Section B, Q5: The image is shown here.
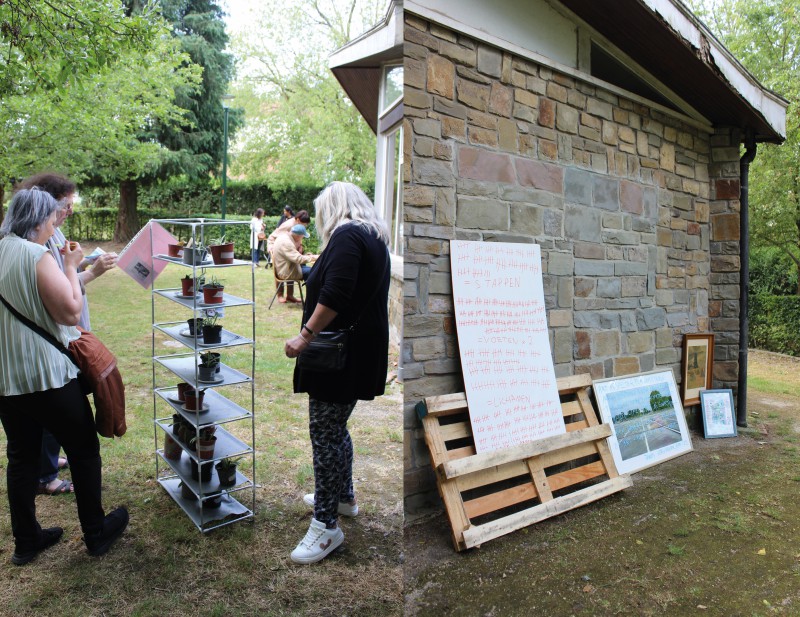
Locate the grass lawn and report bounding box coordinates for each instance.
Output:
[0,253,403,616]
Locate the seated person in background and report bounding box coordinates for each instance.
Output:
[267,209,311,261]
[272,224,317,304]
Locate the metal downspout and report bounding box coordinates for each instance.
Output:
[737,131,757,427]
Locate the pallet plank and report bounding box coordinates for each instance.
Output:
[463,482,538,519]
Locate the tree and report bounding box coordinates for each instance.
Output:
[687,0,800,291]
[103,0,241,241]
[228,0,383,189]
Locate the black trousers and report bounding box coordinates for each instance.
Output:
[0,379,105,551]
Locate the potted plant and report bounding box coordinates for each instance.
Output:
[182,242,207,266]
[186,317,203,337]
[179,481,197,501]
[201,314,222,344]
[163,429,182,461]
[208,235,235,265]
[197,352,220,381]
[191,425,217,460]
[167,240,186,258]
[180,275,200,297]
[176,382,192,402]
[190,458,213,482]
[202,493,222,509]
[216,457,239,487]
[201,275,225,304]
[184,387,205,411]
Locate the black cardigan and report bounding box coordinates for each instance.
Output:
[293,223,390,403]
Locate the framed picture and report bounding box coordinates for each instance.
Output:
[682,333,714,406]
[593,370,693,475]
[699,389,737,438]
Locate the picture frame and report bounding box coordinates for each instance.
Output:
[699,389,737,439]
[593,370,693,475]
[681,333,714,407]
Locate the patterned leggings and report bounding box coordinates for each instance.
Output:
[308,398,357,527]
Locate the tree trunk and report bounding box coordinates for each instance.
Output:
[0,185,4,227]
[114,180,139,243]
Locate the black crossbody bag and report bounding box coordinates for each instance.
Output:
[297,250,390,373]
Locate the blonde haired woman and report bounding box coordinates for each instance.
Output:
[284,181,390,564]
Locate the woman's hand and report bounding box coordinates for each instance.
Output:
[62,241,84,270]
[284,333,311,358]
[89,252,118,276]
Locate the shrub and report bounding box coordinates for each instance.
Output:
[749,293,800,356]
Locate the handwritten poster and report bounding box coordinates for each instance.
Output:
[450,240,565,453]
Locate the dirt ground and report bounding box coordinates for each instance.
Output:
[403,350,800,616]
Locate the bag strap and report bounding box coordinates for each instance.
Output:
[348,248,391,332]
[0,292,79,368]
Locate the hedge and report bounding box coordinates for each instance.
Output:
[748,293,800,356]
[64,209,320,258]
[77,178,374,218]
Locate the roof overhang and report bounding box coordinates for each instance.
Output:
[402,0,786,144]
[555,0,786,143]
[329,1,403,133]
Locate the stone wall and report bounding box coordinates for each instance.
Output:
[403,15,742,511]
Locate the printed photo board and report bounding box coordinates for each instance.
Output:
[450,240,564,453]
[593,370,693,474]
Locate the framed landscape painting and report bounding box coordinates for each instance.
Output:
[682,333,714,406]
[593,370,693,475]
[699,389,737,438]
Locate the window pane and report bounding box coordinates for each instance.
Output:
[382,65,403,113]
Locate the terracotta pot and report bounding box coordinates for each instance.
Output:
[196,438,216,460]
[176,382,192,402]
[163,434,182,461]
[209,242,235,265]
[180,278,196,296]
[202,285,224,304]
[168,243,184,258]
[184,389,204,411]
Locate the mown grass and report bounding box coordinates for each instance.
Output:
[0,253,403,617]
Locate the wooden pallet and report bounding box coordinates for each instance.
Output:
[416,373,632,551]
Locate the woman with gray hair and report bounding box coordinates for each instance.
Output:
[0,188,128,565]
[284,181,390,564]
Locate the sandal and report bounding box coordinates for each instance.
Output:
[37,479,73,496]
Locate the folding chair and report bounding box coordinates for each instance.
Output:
[268,274,304,309]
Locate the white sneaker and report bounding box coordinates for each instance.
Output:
[290,518,344,564]
[303,493,359,517]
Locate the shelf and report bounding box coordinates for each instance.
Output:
[155,419,252,462]
[158,476,253,531]
[156,448,252,493]
[154,254,252,268]
[154,288,253,309]
[155,388,252,426]
[154,323,253,351]
[154,355,252,388]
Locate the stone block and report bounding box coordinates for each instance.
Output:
[575,277,596,297]
[593,176,620,211]
[615,261,648,276]
[510,204,543,235]
[458,145,514,183]
[621,276,647,297]
[614,356,640,375]
[715,178,740,199]
[515,158,564,193]
[554,328,573,363]
[456,78,490,111]
[711,213,740,241]
[413,158,455,187]
[405,57,426,90]
[427,55,455,99]
[565,205,602,243]
[539,97,555,128]
[574,330,591,359]
[586,98,613,120]
[498,118,517,151]
[636,306,667,329]
[620,180,644,215]
[575,259,615,276]
[440,41,477,66]
[456,197,509,230]
[627,331,653,354]
[489,82,513,117]
[564,167,593,205]
[594,330,620,357]
[477,44,502,78]
[414,118,441,139]
[604,230,641,246]
[548,252,574,275]
[549,309,572,327]
[556,104,579,134]
[468,126,498,147]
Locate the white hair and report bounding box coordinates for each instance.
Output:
[313,182,389,249]
[0,187,59,241]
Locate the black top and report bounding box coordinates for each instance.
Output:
[293,223,390,403]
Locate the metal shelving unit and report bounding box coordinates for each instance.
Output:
[150,218,256,532]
